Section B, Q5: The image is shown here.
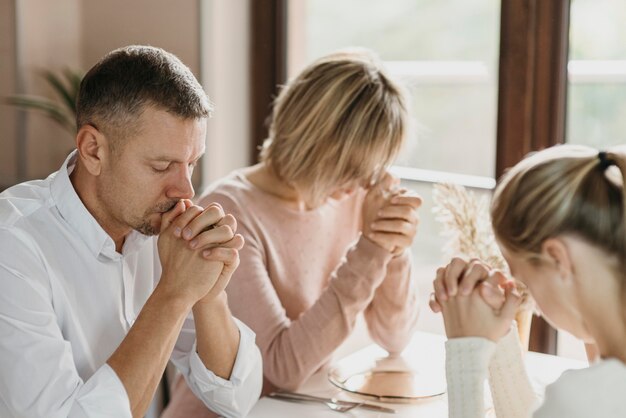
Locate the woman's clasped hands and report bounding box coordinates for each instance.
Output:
[361,172,422,257]
[430,258,522,342]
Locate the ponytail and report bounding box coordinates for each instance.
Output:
[491,144,626,272]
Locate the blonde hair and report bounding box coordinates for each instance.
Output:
[491,144,626,273]
[260,48,410,205]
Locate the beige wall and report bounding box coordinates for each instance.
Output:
[82,0,199,74]
[1,0,82,186]
[0,0,18,188]
[19,0,82,180]
[2,0,250,192]
[200,0,250,188]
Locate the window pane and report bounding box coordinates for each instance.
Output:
[567,83,626,148]
[290,0,500,178]
[304,0,499,62]
[567,0,626,148]
[569,0,626,60]
[404,83,497,176]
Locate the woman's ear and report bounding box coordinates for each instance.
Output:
[541,238,574,282]
[75,124,107,176]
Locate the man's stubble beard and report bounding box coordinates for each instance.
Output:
[134,199,179,236]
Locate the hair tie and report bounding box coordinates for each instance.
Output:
[598,151,615,171]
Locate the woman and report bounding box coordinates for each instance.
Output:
[163,49,421,417]
[432,144,626,417]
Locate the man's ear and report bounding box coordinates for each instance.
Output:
[76,124,108,176]
[541,238,574,282]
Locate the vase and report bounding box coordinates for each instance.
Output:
[515,309,533,350]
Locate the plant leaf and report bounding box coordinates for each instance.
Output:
[62,68,83,113]
[5,95,75,134]
[42,70,76,116]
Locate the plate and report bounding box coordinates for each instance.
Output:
[328,354,446,403]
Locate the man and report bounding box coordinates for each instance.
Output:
[0,45,262,417]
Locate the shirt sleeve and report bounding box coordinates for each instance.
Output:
[211,193,394,391]
[363,250,420,355]
[170,316,263,418]
[488,323,539,418]
[0,228,132,418]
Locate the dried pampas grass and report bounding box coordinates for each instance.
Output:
[432,183,532,310]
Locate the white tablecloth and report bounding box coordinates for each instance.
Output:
[247,331,586,417]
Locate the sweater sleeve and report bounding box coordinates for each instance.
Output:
[209,193,394,391]
[363,250,419,355]
[445,324,539,418]
[487,323,538,418]
[445,336,496,418]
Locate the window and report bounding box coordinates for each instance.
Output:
[287,0,500,271]
[255,0,600,355]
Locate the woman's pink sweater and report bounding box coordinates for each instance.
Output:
[162,171,419,417]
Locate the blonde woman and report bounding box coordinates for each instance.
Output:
[431,144,626,417]
[162,49,421,417]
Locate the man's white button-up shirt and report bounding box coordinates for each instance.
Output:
[0,152,262,417]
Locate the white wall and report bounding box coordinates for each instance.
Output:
[200,0,251,189]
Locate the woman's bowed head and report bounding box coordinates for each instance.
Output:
[258,48,423,253]
[260,48,416,206]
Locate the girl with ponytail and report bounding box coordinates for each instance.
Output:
[431,144,626,417]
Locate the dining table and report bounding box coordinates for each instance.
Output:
[246,330,587,417]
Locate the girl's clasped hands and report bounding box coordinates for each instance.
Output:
[430,258,522,342]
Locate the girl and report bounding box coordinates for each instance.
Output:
[432,144,626,417]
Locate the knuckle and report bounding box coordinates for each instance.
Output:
[225,214,237,228]
[451,256,467,267]
[205,202,223,211]
[207,205,221,218]
[221,225,234,237]
[172,217,189,229]
[182,206,203,223]
[476,263,489,274]
[187,205,204,217]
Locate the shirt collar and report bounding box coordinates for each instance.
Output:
[50,151,150,259]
